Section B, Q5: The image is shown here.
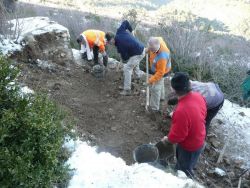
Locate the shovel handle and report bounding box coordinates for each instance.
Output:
[146,53,149,111]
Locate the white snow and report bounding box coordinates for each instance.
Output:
[214,168,226,177]
[72,49,83,66]
[66,139,203,188]
[36,59,56,70]
[9,17,69,43]
[214,99,250,168]
[0,36,22,56]
[20,86,34,95]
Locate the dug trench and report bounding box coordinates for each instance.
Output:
[19,61,249,188]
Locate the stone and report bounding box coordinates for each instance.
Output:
[60,53,66,57]
[239,112,245,117]
[7,17,73,66]
[111,126,117,131]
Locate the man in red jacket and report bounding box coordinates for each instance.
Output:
[162,72,207,178]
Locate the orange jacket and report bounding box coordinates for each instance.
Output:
[149,37,171,84]
[82,30,106,52]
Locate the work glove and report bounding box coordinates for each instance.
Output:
[161,136,170,145]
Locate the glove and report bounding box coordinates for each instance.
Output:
[161,136,169,145]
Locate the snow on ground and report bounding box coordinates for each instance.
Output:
[72,49,83,66]
[20,86,34,95]
[65,139,203,188]
[214,99,250,168]
[0,36,22,56]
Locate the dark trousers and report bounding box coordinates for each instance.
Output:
[175,144,204,178]
[93,45,108,67]
[205,100,224,134]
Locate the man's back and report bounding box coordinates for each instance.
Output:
[168,92,206,151]
[115,20,144,61]
[191,81,224,109]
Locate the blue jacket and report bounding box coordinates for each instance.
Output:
[115,20,144,61]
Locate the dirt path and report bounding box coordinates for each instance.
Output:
[20,62,165,164]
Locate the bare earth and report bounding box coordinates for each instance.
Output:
[19,62,166,164]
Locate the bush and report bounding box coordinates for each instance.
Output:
[0,56,74,187]
[155,15,248,104]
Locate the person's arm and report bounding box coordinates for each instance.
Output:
[148,59,168,84]
[117,20,133,33]
[99,41,105,52]
[167,110,189,144]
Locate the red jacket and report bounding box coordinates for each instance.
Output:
[168,92,207,151]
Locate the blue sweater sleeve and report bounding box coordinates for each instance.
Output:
[117,20,133,33]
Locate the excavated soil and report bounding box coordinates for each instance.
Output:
[19,62,166,164]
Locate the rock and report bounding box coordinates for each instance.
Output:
[7,17,73,66]
[234,159,244,168]
[227,171,235,178]
[223,157,231,165]
[52,83,61,90]
[111,126,117,131]
[60,53,66,57]
[209,137,220,148]
[216,119,224,125]
[239,112,245,117]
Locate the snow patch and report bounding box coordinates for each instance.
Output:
[214,168,226,177]
[214,99,250,168]
[66,139,203,188]
[72,49,83,66]
[20,86,34,95]
[0,36,22,56]
[37,59,56,70]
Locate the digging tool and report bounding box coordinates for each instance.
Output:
[146,53,150,111]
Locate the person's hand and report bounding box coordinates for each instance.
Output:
[161,136,169,144]
[169,111,174,118]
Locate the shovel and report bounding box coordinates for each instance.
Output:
[146,53,150,111]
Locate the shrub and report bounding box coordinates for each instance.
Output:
[0,56,74,187]
[155,15,248,104]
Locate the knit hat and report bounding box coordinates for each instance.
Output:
[76,35,84,44]
[105,32,115,42]
[171,72,190,93]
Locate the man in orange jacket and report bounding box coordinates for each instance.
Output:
[77,30,114,66]
[147,37,171,111]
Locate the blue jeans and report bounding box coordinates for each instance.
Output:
[175,144,204,178]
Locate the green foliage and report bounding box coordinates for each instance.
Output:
[85,13,101,24]
[0,56,74,187]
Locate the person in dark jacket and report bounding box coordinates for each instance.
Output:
[107,20,145,95]
[162,72,206,178]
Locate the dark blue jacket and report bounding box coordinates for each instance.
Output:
[115,20,144,61]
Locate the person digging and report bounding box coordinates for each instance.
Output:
[106,20,145,95]
[161,72,206,178]
[146,37,171,119]
[77,29,114,67]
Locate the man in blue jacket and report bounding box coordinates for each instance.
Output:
[107,20,145,95]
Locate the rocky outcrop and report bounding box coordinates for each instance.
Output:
[0,17,73,66]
